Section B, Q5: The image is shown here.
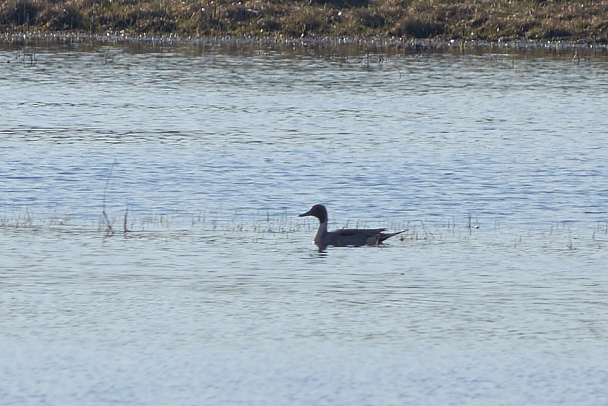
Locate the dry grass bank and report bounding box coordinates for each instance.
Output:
[1,0,607,43]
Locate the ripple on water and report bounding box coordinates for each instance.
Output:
[1,43,608,404]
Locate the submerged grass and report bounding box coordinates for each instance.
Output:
[0,0,607,43]
[2,206,607,253]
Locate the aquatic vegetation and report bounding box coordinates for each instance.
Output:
[0,0,607,43]
[1,204,606,255]
[0,207,34,228]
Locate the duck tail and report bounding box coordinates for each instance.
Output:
[378,229,407,243]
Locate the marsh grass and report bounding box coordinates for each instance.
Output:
[0,207,34,228]
[1,206,606,254]
[1,0,607,43]
[101,160,117,236]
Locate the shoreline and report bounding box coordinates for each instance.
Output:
[2,30,607,53]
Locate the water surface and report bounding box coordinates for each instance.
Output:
[1,42,608,404]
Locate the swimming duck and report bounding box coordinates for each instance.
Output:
[299,204,406,251]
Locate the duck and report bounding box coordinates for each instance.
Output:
[299,204,406,251]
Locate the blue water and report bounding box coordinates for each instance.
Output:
[1,42,608,404]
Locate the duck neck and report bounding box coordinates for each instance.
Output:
[314,219,328,247]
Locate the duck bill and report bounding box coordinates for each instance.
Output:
[299,210,312,217]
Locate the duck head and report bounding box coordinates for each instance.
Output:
[299,204,328,223]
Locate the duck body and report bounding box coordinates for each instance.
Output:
[299,204,405,251]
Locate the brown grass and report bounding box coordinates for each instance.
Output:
[1,0,607,42]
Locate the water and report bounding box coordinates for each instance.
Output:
[1,41,608,404]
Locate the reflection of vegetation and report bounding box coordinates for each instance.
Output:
[0,0,607,42]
